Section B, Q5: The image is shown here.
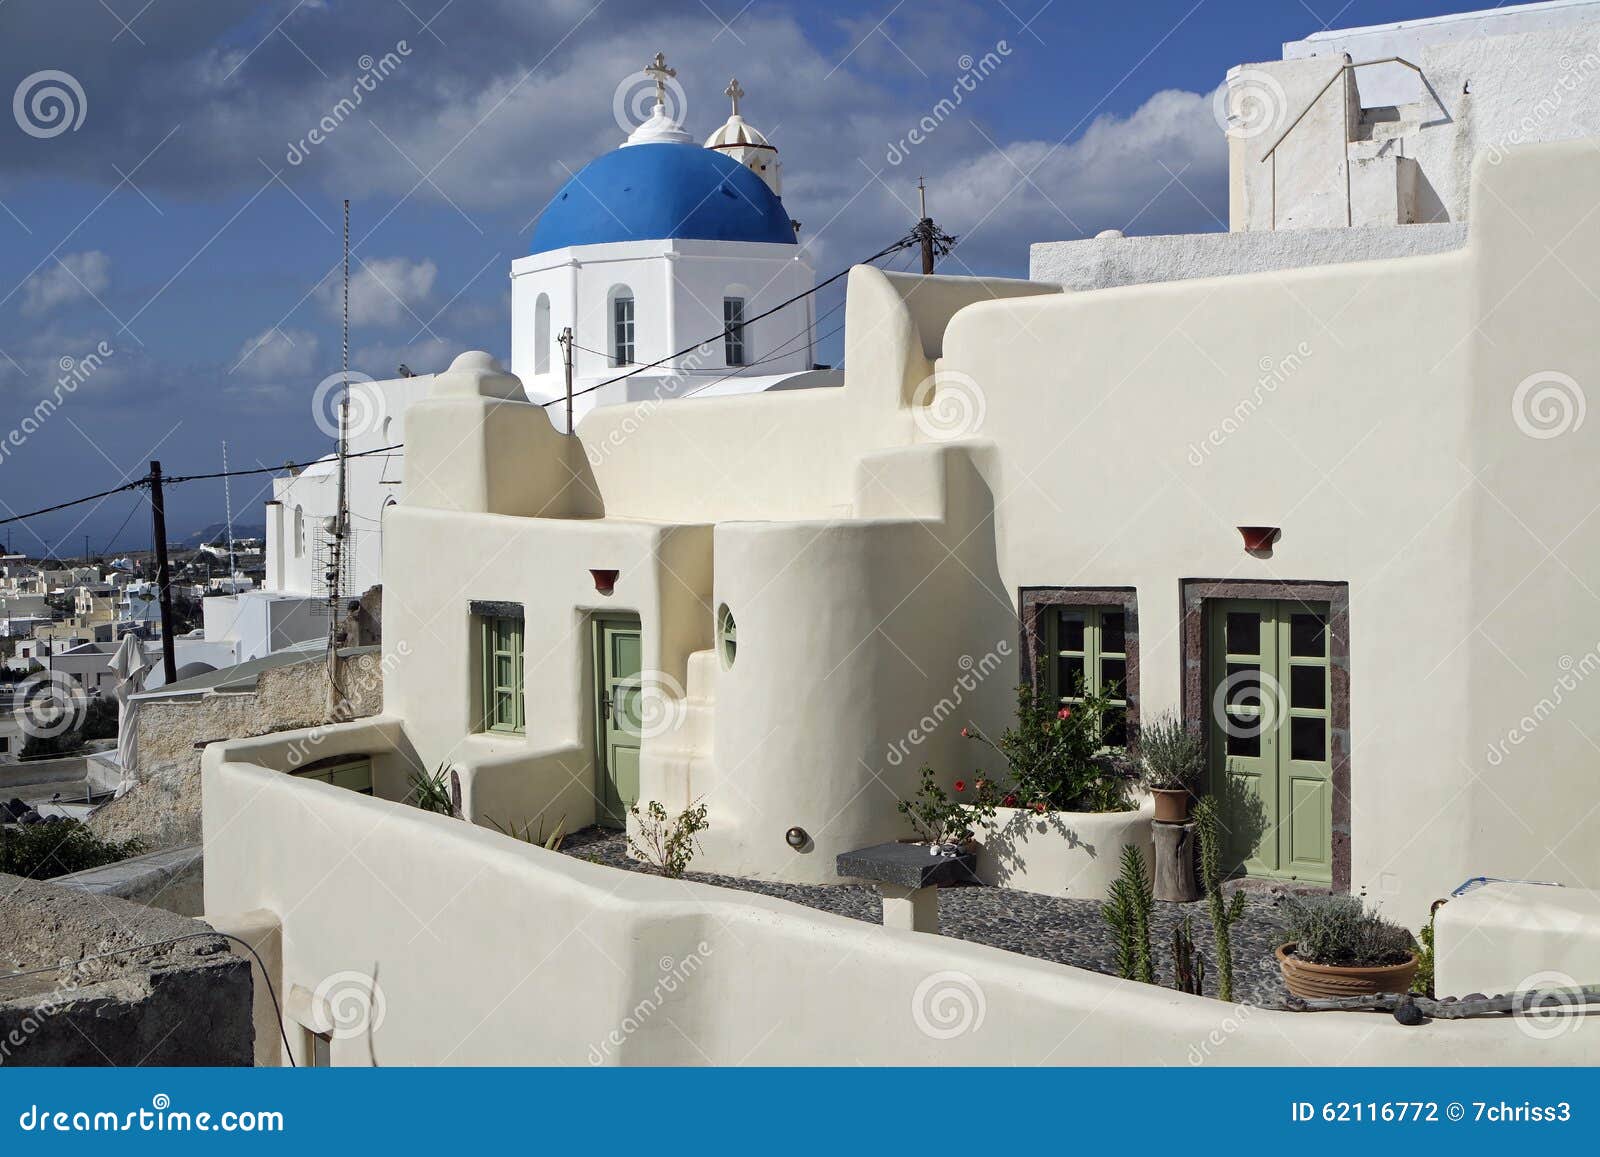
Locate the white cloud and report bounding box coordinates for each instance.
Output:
[320,257,438,327]
[231,327,320,381]
[21,251,111,316]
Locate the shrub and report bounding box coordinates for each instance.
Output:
[408,763,459,816]
[1134,710,1204,792]
[627,799,709,879]
[1280,893,1416,968]
[0,820,145,880]
[962,661,1135,813]
[896,766,997,844]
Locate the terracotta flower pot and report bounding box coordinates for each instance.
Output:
[1151,787,1191,824]
[1276,943,1419,1000]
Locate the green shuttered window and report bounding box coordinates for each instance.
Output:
[1044,605,1130,747]
[480,614,525,734]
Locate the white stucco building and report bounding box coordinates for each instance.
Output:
[199,9,1600,1065]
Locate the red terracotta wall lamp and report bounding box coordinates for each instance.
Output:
[1237,526,1281,553]
[590,568,619,595]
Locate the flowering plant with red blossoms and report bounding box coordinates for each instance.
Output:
[961,659,1136,813]
[897,766,1001,844]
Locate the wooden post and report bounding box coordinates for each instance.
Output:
[1152,820,1201,902]
[148,460,177,686]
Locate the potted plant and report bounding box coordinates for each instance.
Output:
[1134,710,1203,823]
[1275,894,1419,999]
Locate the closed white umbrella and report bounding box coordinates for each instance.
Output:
[108,633,150,780]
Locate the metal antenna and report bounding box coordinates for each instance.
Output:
[326,198,351,711]
[221,440,236,592]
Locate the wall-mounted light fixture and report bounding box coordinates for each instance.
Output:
[590,568,619,595]
[1237,526,1280,554]
[785,826,809,849]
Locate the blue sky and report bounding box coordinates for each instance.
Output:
[0,0,1491,553]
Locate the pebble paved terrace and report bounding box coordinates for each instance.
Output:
[561,827,1296,1007]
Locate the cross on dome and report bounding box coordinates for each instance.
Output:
[725,78,744,116]
[623,50,692,146]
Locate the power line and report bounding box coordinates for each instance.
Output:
[0,444,404,530]
[541,234,917,409]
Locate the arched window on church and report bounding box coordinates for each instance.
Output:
[534,294,550,375]
[610,287,635,367]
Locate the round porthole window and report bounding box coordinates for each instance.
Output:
[718,604,737,669]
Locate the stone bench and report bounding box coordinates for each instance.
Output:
[836,841,979,933]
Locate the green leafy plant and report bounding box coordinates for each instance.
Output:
[1195,794,1248,1002]
[1103,843,1154,984]
[1172,914,1206,995]
[962,661,1136,813]
[489,813,567,851]
[627,799,709,879]
[408,763,458,817]
[1280,893,1416,968]
[1134,710,1204,792]
[896,765,998,844]
[0,820,145,880]
[1411,913,1436,997]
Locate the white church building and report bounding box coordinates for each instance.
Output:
[230,60,829,663]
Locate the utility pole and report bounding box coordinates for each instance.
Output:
[83,534,89,563]
[558,326,575,433]
[148,460,177,686]
[918,176,934,274]
[912,176,956,275]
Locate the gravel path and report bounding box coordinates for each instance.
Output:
[561,827,1294,1007]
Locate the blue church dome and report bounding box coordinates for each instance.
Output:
[529,143,795,255]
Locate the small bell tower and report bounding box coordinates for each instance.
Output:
[704,77,782,195]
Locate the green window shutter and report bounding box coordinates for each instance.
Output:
[479,614,526,734]
[1046,605,1130,747]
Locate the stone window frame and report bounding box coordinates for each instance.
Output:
[1180,579,1351,894]
[1018,586,1140,737]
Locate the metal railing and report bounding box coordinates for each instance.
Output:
[1257,56,1428,229]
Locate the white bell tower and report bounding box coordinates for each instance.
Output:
[704,78,781,195]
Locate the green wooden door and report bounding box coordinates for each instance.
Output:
[595,616,643,829]
[1206,599,1332,883]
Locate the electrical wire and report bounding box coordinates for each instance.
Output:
[0,444,405,530]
